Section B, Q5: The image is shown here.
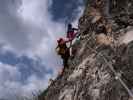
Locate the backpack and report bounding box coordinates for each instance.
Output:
[58,47,66,55]
[56,44,67,55]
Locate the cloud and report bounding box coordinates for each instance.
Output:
[0,0,64,73]
[0,0,84,99]
[0,0,64,56]
[0,61,52,100]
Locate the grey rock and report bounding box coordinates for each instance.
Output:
[38,0,133,100]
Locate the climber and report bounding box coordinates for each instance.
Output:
[67,23,78,56]
[56,38,70,68]
[67,23,78,41]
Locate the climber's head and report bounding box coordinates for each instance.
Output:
[57,38,63,43]
[68,23,72,29]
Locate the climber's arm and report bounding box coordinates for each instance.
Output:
[64,38,71,43]
[73,28,78,31]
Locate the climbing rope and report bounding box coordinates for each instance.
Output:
[88,45,133,98]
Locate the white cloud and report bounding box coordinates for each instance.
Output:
[0,0,65,74]
[0,0,65,56]
[0,62,21,82]
[72,6,84,27]
[0,61,51,99]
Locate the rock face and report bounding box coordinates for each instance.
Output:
[38,0,133,100]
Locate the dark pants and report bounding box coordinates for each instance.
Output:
[61,49,70,68]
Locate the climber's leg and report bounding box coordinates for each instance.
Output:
[63,57,68,68]
[63,49,70,68]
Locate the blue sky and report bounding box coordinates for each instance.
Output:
[0,0,84,99]
[49,0,83,22]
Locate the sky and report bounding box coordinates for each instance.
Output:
[0,0,84,99]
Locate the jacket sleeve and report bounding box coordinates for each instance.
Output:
[73,28,78,31]
[64,39,70,43]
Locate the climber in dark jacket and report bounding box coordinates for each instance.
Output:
[56,38,70,68]
[67,23,78,41]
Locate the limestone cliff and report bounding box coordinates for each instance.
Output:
[38,0,133,100]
